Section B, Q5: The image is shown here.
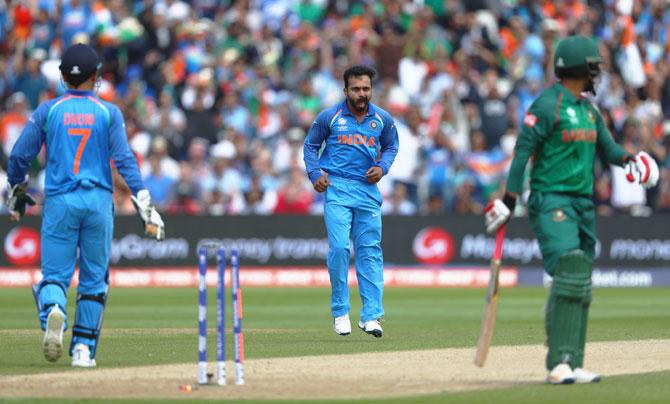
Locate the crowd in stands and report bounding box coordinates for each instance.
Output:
[1,0,670,217]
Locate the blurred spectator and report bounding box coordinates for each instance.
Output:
[241,175,278,215]
[0,0,668,216]
[469,69,510,150]
[143,154,177,210]
[274,166,313,214]
[382,182,418,215]
[149,89,186,150]
[166,162,203,215]
[274,127,306,176]
[386,107,422,204]
[425,193,446,215]
[140,137,181,182]
[14,48,48,109]
[203,140,244,214]
[1,92,29,160]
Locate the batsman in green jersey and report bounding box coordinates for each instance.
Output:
[485,36,660,384]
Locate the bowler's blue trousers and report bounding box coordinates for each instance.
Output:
[324,176,384,322]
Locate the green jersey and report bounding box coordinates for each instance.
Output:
[506,83,629,196]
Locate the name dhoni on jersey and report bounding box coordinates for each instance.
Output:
[63,113,95,126]
[337,134,376,147]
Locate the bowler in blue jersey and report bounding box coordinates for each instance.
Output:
[6,44,165,367]
[303,65,399,338]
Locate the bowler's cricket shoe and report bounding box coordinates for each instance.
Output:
[333,314,351,335]
[358,319,383,338]
[546,363,575,385]
[71,343,97,368]
[574,368,601,383]
[43,305,65,362]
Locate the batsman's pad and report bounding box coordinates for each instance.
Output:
[70,288,108,359]
[546,250,592,370]
[34,280,68,331]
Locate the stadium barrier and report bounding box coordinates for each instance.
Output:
[1,215,668,287]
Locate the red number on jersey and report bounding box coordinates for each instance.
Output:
[67,128,92,174]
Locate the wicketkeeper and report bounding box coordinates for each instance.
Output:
[7,43,165,367]
[485,36,659,384]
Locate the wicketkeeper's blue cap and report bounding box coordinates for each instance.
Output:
[59,43,101,77]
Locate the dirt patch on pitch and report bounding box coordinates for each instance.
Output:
[1,339,668,400]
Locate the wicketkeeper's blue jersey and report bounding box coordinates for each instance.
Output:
[303,100,399,183]
[8,89,144,195]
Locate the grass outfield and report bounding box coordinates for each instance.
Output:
[0,287,668,402]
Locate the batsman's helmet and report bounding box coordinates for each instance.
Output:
[59,43,101,87]
[554,36,603,94]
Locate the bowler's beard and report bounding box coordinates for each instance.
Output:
[347,94,369,114]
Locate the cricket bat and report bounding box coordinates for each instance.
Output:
[474,225,506,367]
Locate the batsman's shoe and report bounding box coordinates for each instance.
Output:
[71,343,97,368]
[333,314,351,336]
[546,363,575,385]
[43,305,65,362]
[573,368,601,383]
[358,319,383,338]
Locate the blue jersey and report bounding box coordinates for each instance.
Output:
[303,100,399,183]
[8,89,144,196]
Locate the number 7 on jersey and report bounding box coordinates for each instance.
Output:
[68,128,91,174]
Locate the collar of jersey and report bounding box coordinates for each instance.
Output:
[65,89,94,96]
[555,83,586,104]
[340,99,376,118]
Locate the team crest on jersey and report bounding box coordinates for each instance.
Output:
[370,121,378,130]
[523,113,537,127]
[587,110,595,122]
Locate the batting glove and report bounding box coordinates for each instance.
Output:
[485,193,516,234]
[625,151,659,189]
[6,178,36,222]
[131,189,165,241]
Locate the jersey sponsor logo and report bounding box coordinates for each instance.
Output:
[562,128,597,143]
[63,113,95,126]
[3,227,40,266]
[565,107,579,124]
[412,227,455,264]
[337,133,376,147]
[523,113,538,127]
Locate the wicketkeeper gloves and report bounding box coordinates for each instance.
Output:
[131,189,166,241]
[6,178,36,221]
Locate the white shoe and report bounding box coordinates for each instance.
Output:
[574,367,601,383]
[546,363,575,385]
[43,305,65,362]
[71,343,96,368]
[358,318,383,338]
[333,314,351,336]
